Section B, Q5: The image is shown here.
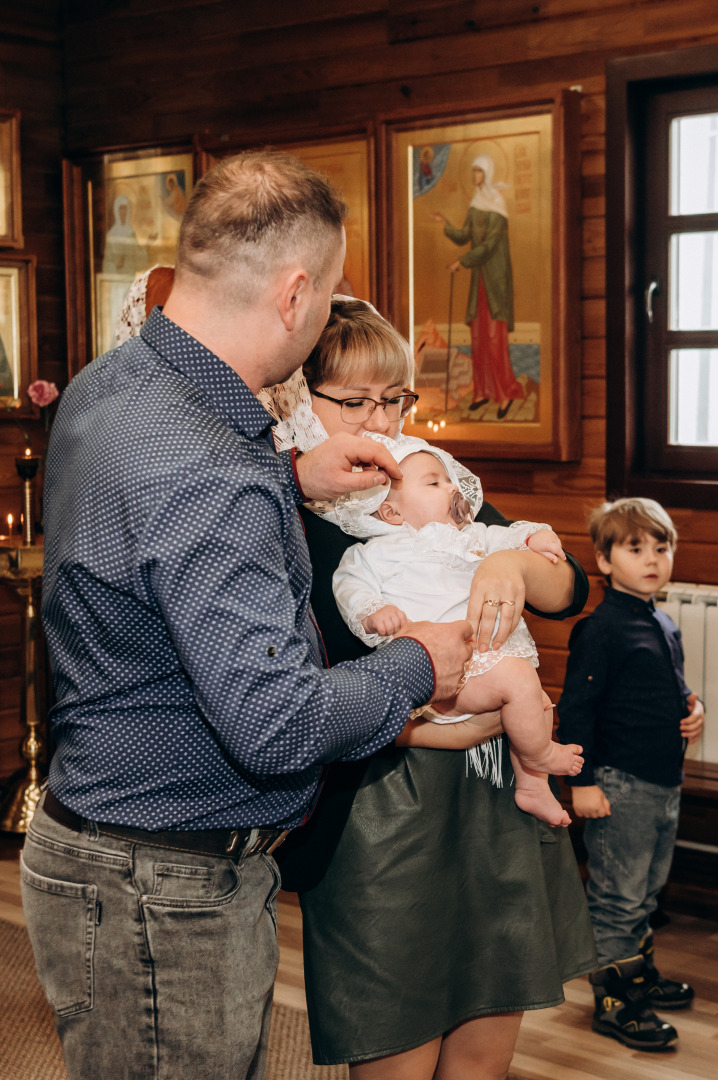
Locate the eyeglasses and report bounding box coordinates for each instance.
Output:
[310,389,419,424]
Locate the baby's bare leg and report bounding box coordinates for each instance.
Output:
[455,658,583,827]
[458,658,582,774]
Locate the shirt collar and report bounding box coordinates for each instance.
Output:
[140,306,275,440]
[604,585,656,613]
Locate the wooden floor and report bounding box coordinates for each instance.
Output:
[2,835,717,1078]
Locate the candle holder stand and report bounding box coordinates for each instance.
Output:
[14,454,41,546]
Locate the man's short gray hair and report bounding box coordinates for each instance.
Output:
[175,149,348,304]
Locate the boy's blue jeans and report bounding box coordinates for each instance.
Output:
[583,765,681,967]
[21,799,282,1080]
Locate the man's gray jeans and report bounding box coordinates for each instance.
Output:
[21,799,281,1079]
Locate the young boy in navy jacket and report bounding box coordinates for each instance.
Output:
[558,497,704,1051]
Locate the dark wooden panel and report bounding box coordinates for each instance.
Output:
[582,256,605,299]
[0,3,65,784]
[582,336,605,377]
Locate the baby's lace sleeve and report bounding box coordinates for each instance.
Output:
[332,541,395,648]
[485,519,552,554]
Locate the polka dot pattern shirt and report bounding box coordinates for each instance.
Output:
[42,308,434,830]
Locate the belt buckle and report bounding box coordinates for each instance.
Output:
[226,827,289,857]
[265,829,289,856]
[225,829,247,855]
[245,829,289,857]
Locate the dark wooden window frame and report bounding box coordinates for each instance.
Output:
[606,44,718,510]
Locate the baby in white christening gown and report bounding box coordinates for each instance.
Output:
[332,435,583,827]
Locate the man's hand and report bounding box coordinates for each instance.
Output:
[571,785,611,818]
[394,619,474,702]
[294,434,402,502]
[681,692,705,744]
[362,605,408,637]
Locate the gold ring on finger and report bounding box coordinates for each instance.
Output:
[499,600,515,606]
[483,599,500,607]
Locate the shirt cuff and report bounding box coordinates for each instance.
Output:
[335,636,436,762]
[384,635,437,708]
[278,448,306,505]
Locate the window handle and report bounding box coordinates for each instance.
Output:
[645,278,660,324]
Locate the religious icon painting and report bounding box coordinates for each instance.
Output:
[63,147,195,374]
[0,256,38,415]
[387,92,582,461]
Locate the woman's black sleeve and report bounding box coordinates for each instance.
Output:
[299,506,373,666]
[477,500,589,621]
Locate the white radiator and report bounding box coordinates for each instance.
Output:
[656,583,718,763]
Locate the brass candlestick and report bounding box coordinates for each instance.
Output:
[15,453,41,546]
[0,545,45,832]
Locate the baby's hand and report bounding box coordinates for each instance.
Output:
[526,528,566,564]
[362,605,408,637]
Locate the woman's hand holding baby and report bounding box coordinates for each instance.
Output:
[466,550,527,653]
[526,528,566,564]
[362,605,408,636]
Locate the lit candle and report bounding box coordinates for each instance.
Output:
[7,514,13,534]
[24,447,31,457]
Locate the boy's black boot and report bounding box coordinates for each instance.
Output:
[639,931,695,1009]
[589,955,678,1050]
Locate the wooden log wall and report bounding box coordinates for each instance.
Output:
[2,1,718,898]
[0,1,65,787]
[59,0,718,703]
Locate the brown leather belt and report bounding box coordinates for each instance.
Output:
[42,788,289,858]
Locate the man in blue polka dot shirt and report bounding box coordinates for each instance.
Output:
[21,150,475,1080]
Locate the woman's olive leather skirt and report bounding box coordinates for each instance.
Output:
[293,738,597,1066]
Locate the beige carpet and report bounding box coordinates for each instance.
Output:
[0,918,348,1080]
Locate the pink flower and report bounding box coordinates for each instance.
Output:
[27,380,59,408]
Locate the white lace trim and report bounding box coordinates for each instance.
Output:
[464,623,538,676]
[114,266,161,345]
[410,520,486,569]
[258,368,331,453]
[503,519,552,547]
[344,597,392,648]
[326,432,483,539]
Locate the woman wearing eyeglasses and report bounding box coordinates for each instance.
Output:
[262,297,595,1080]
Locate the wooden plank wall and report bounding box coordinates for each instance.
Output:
[1,1,718,793]
[0,1,65,785]
[59,0,718,710]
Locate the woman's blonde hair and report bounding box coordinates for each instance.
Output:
[303,297,413,390]
[589,497,677,560]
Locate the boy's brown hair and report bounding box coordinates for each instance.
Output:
[589,497,678,561]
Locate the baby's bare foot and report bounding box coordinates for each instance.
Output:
[524,741,583,776]
[515,787,571,827]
